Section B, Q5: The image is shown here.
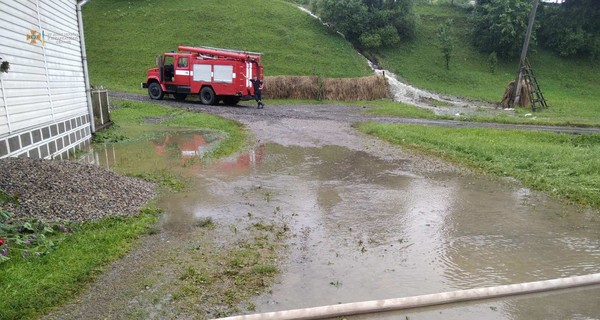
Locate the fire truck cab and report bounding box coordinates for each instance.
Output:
[142,46,263,105]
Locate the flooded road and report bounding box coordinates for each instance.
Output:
[245,145,600,319]
[86,117,600,320]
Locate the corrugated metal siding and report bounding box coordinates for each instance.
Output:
[39,0,87,124]
[0,0,88,138]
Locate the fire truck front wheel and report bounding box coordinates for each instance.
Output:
[148,82,164,100]
[199,87,216,105]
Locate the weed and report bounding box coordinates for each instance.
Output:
[179,267,207,285]
[131,169,188,191]
[263,192,271,203]
[250,265,278,275]
[0,211,72,264]
[92,126,128,143]
[195,217,214,228]
[252,221,275,232]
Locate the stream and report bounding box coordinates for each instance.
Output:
[298,6,505,117]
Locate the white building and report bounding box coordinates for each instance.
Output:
[0,0,93,159]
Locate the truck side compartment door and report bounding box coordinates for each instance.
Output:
[193,63,212,83]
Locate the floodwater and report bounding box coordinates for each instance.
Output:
[91,130,600,320]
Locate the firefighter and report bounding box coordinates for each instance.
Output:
[249,75,265,109]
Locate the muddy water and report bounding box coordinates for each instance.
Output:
[92,131,600,320]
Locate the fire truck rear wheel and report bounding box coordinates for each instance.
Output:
[148,82,164,100]
[200,87,216,105]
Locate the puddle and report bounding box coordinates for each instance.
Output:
[235,145,599,319]
[87,134,599,319]
[84,128,226,172]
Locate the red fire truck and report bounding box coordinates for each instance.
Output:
[142,46,263,105]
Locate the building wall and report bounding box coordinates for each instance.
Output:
[0,0,91,159]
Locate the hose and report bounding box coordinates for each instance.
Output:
[213,273,600,320]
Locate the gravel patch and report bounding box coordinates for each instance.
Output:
[0,158,156,222]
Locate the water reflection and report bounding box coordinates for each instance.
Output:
[82,130,224,169]
[151,132,219,160]
[85,130,265,172]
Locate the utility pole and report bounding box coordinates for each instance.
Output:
[511,0,539,108]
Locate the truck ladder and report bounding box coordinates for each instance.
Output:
[198,46,262,57]
[523,58,548,111]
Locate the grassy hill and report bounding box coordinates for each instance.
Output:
[82,0,372,92]
[84,1,600,125]
[375,4,600,125]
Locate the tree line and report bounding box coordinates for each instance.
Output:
[298,0,599,60]
[473,0,600,59]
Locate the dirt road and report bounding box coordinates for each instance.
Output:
[111,91,600,135]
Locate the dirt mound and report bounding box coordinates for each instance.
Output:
[0,158,156,222]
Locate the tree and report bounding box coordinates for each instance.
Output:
[438,19,454,70]
[471,0,535,58]
[538,0,600,58]
[311,0,417,50]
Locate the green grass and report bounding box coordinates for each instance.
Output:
[356,99,440,119]
[374,4,600,126]
[0,101,247,319]
[0,207,161,320]
[83,0,372,93]
[357,122,600,210]
[359,99,600,127]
